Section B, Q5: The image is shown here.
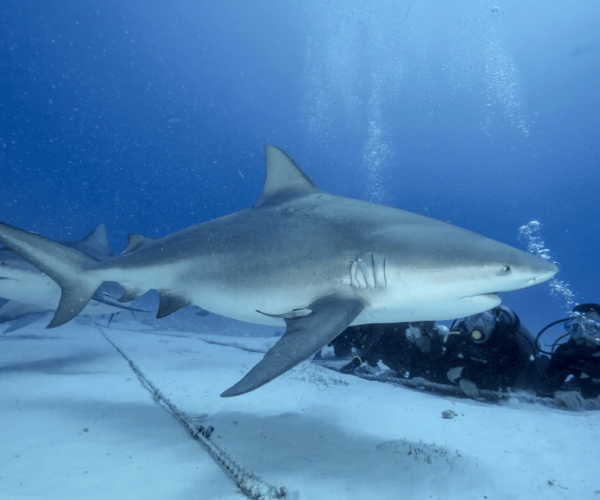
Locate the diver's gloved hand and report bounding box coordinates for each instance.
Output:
[406,326,422,342]
[458,379,479,398]
[355,362,380,375]
[406,326,431,353]
[435,325,450,337]
[446,366,464,383]
[447,367,479,398]
[340,356,363,374]
[555,390,586,410]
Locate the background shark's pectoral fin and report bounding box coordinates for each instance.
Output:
[0,300,47,319]
[221,295,365,397]
[2,313,47,333]
[157,290,191,318]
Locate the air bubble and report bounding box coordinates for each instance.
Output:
[518,220,576,313]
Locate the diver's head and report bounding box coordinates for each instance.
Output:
[464,310,496,343]
[565,303,600,346]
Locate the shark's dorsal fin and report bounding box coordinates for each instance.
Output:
[118,287,146,303]
[254,146,322,208]
[71,224,113,260]
[122,233,153,255]
[156,290,191,318]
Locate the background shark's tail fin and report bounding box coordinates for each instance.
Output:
[0,222,103,328]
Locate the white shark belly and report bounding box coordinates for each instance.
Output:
[186,283,322,326]
[0,272,59,308]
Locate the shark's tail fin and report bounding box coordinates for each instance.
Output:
[0,222,103,328]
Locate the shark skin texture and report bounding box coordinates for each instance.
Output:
[0,146,557,396]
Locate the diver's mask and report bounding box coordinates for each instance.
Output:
[464,311,496,343]
[564,313,600,345]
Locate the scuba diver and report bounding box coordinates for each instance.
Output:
[328,321,447,380]
[321,323,387,372]
[442,306,535,398]
[536,303,600,407]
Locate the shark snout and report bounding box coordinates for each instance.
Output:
[519,258,558,288]
[529,264,558,285]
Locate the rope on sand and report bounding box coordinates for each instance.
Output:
[97,326,287,500]
[316,360,600,410]
[315,360,506,401]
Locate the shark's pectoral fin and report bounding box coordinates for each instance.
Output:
[157,290,191,318]
[221,295,365,397]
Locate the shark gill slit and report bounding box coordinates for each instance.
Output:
[350,252,387,290]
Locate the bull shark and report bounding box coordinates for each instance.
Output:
[0,146,557,396]
[0,224,140,329]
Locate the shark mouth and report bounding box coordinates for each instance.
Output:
[461,292,499,300]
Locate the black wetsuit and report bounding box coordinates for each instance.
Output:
[330,322,445,381]
[537,340,600,399]
[329,324,385,361]
[441,321,532,392]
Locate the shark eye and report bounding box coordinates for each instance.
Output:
[503,264,512,274]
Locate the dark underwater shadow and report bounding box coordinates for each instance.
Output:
[0,333,62,341]
[209,410,488,497]
[0,350,107,374]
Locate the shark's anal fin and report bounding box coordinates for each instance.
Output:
[157,290,191,318]
[221,295,365,397]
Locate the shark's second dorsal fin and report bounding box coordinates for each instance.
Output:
[254,146,322,208]
[122,233,153,255]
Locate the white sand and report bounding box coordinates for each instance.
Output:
[1,317,599,500]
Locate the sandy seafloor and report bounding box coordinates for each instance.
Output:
[1,312,599,500]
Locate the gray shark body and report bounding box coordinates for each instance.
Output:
[0,224,139,327]
[0,146,557,396]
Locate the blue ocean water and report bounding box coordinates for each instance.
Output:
[1,0,599,339]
